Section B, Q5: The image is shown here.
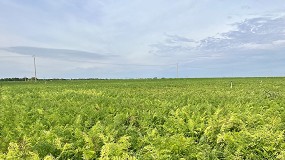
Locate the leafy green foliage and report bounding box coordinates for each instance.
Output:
[0,78,285,159]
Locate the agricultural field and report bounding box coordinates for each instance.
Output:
[1,78,285,159]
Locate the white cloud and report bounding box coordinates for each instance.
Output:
[273,40,285,45]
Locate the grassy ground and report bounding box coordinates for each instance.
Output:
[1,78,285,159]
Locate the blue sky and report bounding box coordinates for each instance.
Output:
[0,0,285,78]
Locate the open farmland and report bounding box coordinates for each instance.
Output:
[1,78,285,159]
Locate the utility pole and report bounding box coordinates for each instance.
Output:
[176,63,179,78]
[33,55,37,82]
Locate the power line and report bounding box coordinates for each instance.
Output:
[0,54,222,78]
[0,55,221,69]
[0,55,176,66]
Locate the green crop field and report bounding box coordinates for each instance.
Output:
[1,78,285,159]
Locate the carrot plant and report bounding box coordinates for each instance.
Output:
[0,78,285,159]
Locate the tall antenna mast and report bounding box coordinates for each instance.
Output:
[176,63,179,78]
[33,55,37,82]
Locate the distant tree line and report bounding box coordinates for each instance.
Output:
[0,77,106,81]
[0,77,29,81]
[0,77,167,81]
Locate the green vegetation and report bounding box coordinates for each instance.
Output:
[1,78,285,159]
